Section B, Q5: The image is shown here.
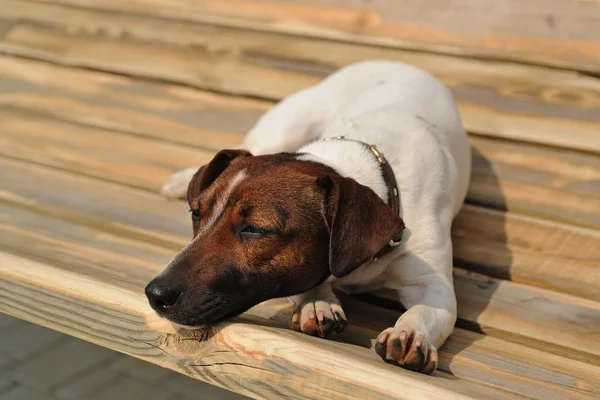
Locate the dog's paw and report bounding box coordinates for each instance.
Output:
[160,167,198,200]
[375,326,438,374]
[290,301,347,338]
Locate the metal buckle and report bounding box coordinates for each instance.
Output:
[388,238,402,247]
[369,146,386,164]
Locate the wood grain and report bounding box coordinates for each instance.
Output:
[28,0,600,73]
[2,56,600,229]
[454,206,600,301]
[1,95,599,300]
[0,110,214,192]
[0,55,268,150]
[1,254,487,400]
[2,157,599,363]
[1,0,599,396]
[0,204,170,291]
[468,137,600,228]
[1,228,599,398]
[2,2,600,153]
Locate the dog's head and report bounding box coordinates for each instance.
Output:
[145,150,404,326]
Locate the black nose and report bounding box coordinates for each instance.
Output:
[145,278,183,314]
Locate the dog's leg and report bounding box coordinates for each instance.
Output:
[375,246,456,374]
[289,282,348,338]
[160,167,198,199]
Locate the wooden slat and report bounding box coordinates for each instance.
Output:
[453,206,600,301]
[0,109,214,191]
[2,157,599,365]
[468,137,600,228]
[1,206,599,398]
[0,255,488,400]
[2,2,600,153]
[2,56,600,230]
[0,204,169,291]
[29,0,600,73]
[0,56,268,150]
[453,268,600,361]
[2,74,599,301]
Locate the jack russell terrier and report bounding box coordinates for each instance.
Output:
[146,60,471,374]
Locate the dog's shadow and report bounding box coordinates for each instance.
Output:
[442,146,511,374]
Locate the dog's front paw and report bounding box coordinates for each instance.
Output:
[160,167,199,200]
[375,326,438,374]
[290,301,347,338]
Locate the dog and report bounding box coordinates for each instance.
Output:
[145,60,471,374]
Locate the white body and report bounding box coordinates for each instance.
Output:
[163,60,471,365]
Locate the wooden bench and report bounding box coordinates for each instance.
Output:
[1,1,599,398]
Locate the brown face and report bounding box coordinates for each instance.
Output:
[145,150,404,327]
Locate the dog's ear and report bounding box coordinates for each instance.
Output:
[318,175,405,278]
[187,149,252,203]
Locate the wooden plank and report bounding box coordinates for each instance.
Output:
[2,2,600,153]
[0,204,169,291]
[0,208,537,398]
[452,269,600,362]
[2,157,599,364]
[1,215,599,398]
[0,254,490,400]
[469,137,600,228]
[29,0,600,73]
[0,55,267,150]
[2,56,600,229]
[0,109,214,192]
[0,158,188,251]
[2,98,599,301]
[453,206,600,301]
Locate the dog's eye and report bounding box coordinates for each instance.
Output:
[189,208,200,221]
[239,223,264,239]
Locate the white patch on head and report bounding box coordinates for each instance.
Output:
[197,169,247,237]
[159,169,247,276]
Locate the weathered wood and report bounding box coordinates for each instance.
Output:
[1,227,599,399]
[1,1,599,397]
[3,56,600,229]
[2,157,599,364]
[2,2,600,153]
[0,55,267,150]
[0,204,169,291]
[0,110,213,191]
[454,206,600,301]
[28,0,600,73]
[0,209,539,397]
[468,137,600,228]
[452,269,600,361]
[2,107,599,300]
[1,254,491,400]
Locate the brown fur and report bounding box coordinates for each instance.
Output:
[145,150,404,327]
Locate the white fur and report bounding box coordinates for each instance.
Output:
[198,170,247,237]
[163,61,471,368]
[161,169,247,277]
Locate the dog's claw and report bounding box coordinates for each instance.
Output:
[291,300,347,338]
[375,326,438,374]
